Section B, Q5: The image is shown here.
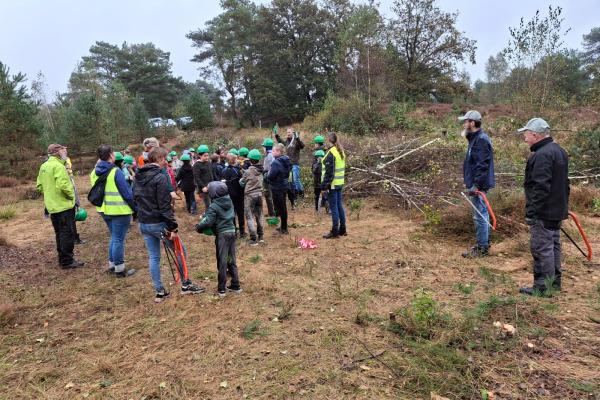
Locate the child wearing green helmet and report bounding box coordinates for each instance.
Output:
[240,149,265,245]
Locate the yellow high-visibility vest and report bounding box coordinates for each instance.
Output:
[321,146,345,189]
[90,168,133,215]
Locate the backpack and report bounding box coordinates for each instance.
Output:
[88,166,115,207]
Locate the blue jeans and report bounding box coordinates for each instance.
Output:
[139,222,187,292]
[101,214,131,269]
[292,164,304,193]
[329,187,346,232]
[470,193,490,248]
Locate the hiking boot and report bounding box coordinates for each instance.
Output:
[323,230,339,239]
[461,245,489,258]
[61,260,85,269]
[239,231,247,239]
[217,290,227,298]
[155,289,170,303]
[75,238,87,245]
[227,285,243,294]
[258,236,265,243]
[115,268,136,278]
[275,227,289,235]
[338,226,347,236]
[519,286,548,296]
[181,282,205,295]
[247,239,259,246]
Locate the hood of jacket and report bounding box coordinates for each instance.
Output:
[212,194,233,211]
[135,164,163,187]
[276,155,291,170]
[95,160,115,176]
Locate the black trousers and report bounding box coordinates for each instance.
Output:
[215,232,240,292]
[272,190,288,232]
[50,208,76,266]
[231,195,245,235]
[183,190,196,213]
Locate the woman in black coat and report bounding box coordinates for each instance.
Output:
[176,155,197,214]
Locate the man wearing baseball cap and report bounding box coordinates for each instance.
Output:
[36,144,85,269]
[517,118,569,296]
[458,110,495,258]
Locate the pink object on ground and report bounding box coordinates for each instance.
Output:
[298,238,318,249]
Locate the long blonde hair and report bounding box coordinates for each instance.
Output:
[328,132,345,160]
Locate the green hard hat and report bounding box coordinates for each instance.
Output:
[262,138,274,147]
[114,151,124,161]
[238,147,249,157]
[123,155,134,165]
[314,150,325,157]
[169,150,177,156]
[197,144,210,154]
[248,149,261,161]
[75,208,88,222]
[180,153,191,161]
[313,135,325,144]
[228,148,239,156]
[189,147,196,152]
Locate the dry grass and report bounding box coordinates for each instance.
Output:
[0,176,19,188]
[1,125,599,399]
[0,179,598,399]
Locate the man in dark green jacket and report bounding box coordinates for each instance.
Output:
[36,144,84,269]
[195,181,241,298]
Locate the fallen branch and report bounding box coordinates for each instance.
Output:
[341,350,387,370]
[354,337,400,378]
[376,138,440,170]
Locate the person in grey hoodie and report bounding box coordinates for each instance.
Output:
[240,149,265,245]
[195,181,241,298]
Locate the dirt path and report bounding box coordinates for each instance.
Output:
[1,186,599,399]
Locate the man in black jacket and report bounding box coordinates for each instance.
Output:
[134,147,204,302]
[517,118,570,296]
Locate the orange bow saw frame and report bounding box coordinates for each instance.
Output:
[562,212,593,262]
[160,231,189,283]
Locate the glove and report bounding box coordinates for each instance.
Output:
[525,217,538,226]
[467,186,478,196]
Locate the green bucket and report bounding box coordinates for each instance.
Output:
[266,217,279,226]
[202,227,214,236]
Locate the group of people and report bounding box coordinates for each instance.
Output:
[459,110,569,296]
[36,113,571,301]
[36,129,348,302]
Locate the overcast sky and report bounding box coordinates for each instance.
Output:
[1,0,597,98]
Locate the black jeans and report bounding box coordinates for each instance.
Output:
[231,195,245,235]
[272,190,288,232]
[215,232,240,292]
[183,190,196,214]
[50,208,76,266]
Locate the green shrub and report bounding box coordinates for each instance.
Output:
[303,93,385,135]
[388,290,451,339]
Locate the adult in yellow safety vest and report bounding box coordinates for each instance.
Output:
[65,155,86,245]
[36,144,84,269]
[90,145,137,278]
[321,132,347,239]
